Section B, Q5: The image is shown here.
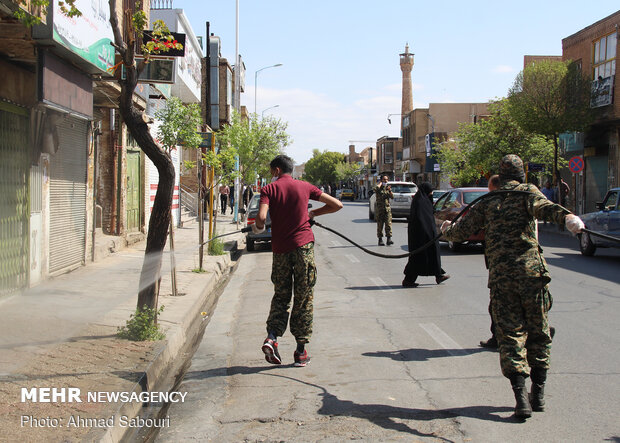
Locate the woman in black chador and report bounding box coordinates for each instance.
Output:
[402,182,449,287]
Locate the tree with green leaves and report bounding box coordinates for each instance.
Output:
[335,161,364,184]
[216,110,291,186]
[435,100,557,187]
[303,150,347,186]
[507,59,593,183]
[154,97,202,296]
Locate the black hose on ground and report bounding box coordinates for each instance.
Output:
[310,190,620,259]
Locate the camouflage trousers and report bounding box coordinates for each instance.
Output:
[490,280,553,378]
[376,208,392,238]
[267,242,317,344]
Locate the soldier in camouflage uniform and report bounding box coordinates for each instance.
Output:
[373,176,394,245]
[441,154,585,419]
[255,155,342,367]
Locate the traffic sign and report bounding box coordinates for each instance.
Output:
[568,156,584,173]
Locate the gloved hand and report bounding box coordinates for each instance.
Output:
[251,223,265,235]
[565,214,585,235]
[440,220,452,233]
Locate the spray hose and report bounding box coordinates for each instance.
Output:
[310,190,620,259]
[198,190,620,253]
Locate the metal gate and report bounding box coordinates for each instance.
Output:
[0,105,30,296]
[49,116,87,274]
[126,149,142,231]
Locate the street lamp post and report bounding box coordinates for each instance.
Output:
[261,104,280,118]
[254,63,283,115]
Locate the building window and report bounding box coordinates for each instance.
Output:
[593,32,616,79]
[383,142,393,164]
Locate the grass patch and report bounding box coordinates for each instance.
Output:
[208,237,226,256]
[117,305,165,341]
[192,267,207,273]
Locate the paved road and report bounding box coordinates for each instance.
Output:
[157,201,620,442]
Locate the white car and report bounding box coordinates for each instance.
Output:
[369,181,418,220]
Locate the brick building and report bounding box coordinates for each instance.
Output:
[562,10,619,213]
[402,103,489,188]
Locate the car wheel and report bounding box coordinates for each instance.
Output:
[448,241,461,252]
[369,206,375,220]
[246,238,255,252]
[579,232,596,256]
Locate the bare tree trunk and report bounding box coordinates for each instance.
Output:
[110,3,174,312]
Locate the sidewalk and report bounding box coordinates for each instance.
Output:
[0,214,246,443]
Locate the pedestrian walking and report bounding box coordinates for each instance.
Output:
[219,184,229,215]
[229,184,235,213]
[402,182,449,287]
[243,185,254,208]
[253,155,342,367]
[441,154,585,419]
[373,175,394,246]
[541,181,554,201]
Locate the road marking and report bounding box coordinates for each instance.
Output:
[419,323,467,356]
[345,254,360,263]
[370,277,392,291]
[331,240,343,247]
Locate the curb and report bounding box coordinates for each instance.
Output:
[92,239,242,443]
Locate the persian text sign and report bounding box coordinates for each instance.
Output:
[52,0,115,73]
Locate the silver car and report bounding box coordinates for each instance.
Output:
[368,181,418,220]
[244,194,271,252]
[579,187,620,256]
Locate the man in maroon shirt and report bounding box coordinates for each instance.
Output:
[253,155,342,366]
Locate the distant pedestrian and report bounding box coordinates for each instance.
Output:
[229,184,235,213]
[541,182,554,201]
[254,155,342,367]
[243,185,254,208]
[219,184,229,215]
[373,176,393,246]
[402,182,449,287]
[441,154,585,419]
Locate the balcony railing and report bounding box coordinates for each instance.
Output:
[151,0,174,10]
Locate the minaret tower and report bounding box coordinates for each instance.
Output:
[400,44,414,118]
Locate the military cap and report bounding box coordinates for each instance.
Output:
[499,154,525,181]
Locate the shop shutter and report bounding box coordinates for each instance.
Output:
[49,116,88,273]
[0,106,30,296]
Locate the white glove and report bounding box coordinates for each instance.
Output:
[440,220,452,233]
[565,214,585,235]
[251,223,265,234]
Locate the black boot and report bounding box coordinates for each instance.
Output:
[479,336,498,349]
[386,237,394,245]
[378,238,385,246]
[510,374,532,419]
[530,367,547,412]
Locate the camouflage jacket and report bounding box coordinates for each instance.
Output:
[373,184,393,211]
[443,181,571,287]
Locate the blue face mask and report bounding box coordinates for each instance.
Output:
[271,176,278,183]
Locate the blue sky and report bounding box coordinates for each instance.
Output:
[180,1,619,164]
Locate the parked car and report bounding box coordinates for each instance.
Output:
[340,188,355,201]
[244,194,271,252]
[432,190,448,204]
[433,187,488,251]
[578,187,620,256]
[335,189,342,199]
[368,181,418,220]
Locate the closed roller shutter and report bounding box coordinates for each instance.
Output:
[0,105,30,296]
[49,116,87,273]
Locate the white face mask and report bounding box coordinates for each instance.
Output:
[271,176,278,183]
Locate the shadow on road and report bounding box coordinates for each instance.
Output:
[269,373,516,439]
[362,347,489,361]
